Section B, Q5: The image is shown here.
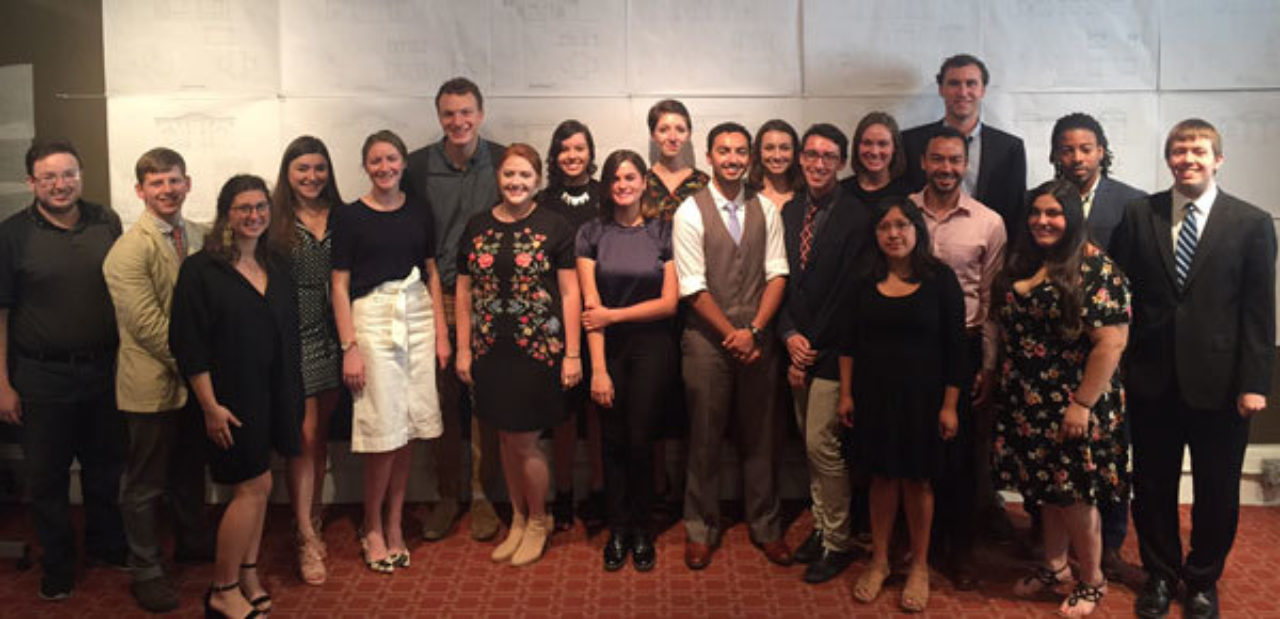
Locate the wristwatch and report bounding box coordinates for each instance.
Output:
[341,340,358,352]
[747,324,763,343]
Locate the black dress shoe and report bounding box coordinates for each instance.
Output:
[631,532,656,572]
[802,548,856,584]
[1184,585,1220,619]
[793,529,823,565]
[1134,576,1174,618]
[947,557,979,591]
[603,532,629,571]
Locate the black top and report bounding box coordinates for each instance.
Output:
[576,217,672,334]
[0,201,121,355]
[538,181,602,233]
[331,196,436,300]
[840,175,912,208]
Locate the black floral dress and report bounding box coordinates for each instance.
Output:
[645,169,709,221]
[992,253,1131,507]
[458,207,575,432]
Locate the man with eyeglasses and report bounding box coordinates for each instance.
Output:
[0,139,127,601]
[778,123,874,584]
[908,125,1006,591]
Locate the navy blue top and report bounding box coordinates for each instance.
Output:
[576,217,672,333]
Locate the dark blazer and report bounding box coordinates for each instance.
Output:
[1087,176,1146,250]
[777,186,873,380]
[1109,189,1276,411]
[903,120,1027,233]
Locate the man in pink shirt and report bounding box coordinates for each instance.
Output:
[908,125,1006,590]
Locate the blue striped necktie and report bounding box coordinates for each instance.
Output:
[1175,202,1198,288]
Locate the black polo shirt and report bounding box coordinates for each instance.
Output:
[0,201,121,356]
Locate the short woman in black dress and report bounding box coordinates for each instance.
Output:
[838,197,963,612]
[171,175,302,618]
[992,180,1130,616]
[841,112,912,205]
[269,135,343,585]
[456,144,582,567]
[537,119,606,531]
[748,118,801,210]
[578,150,678,572]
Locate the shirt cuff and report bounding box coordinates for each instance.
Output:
[678,275,707,298]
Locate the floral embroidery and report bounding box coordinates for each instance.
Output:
[466,230,503,356]
[464,224,564,367]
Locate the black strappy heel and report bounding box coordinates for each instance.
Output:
[239,563,272,613]
[204,581,262,619]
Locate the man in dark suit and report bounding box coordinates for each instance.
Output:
[1110,118,1276,619]
[1050,112,1146,586]
[903,54,1027,234]
[777,123,873,584]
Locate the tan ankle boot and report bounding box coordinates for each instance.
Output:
[510,513,549,567]
[491,511,526,562]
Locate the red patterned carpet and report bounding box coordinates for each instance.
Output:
[0,503,1277,617]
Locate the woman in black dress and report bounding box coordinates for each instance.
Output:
[537,120,606,531]
[841,112,911,205]
[456,143,582,567]
[992,180,1130,616]
[171,175,302,618]
[748,118,802,210]
[838,197,963,612]
[269,135,342,585]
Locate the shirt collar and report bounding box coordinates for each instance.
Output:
[28,200,88,232]
[912,189,976,222]
[708,180,746,210]
[807,182,841,210]
[436,137,489,172]
[146,211,181,234]
[943,117,983,141]
[1172,180,1219,219]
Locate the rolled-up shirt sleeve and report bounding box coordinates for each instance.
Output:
[673,196,707,297]
[759,195,789,281]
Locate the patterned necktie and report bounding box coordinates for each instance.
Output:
[798,202,819,269]
[726,203,742,244]
[172,225,185,258]
[1175,202,1197,288]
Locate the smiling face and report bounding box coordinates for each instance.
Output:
[28,152,83,214]
[706,130,750,187]
[876,206,916,260]
[857,123,894,177]
[1028,193,1068,249]
[652,112,690,160]
[923,136,967,197]
[758,130,795,177]
[939,64,986,124]
[363,141,404,193]
[1166,136,1222,198]
[799,134,845,194]
[229,189,271,241]
[288,153,331,203]
[555,132,590,183]
[437,92,484,149]
[498,155,539,207]
[135,166,190,222]
[610,160,644,210]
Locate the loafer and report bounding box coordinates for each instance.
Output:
[802,548,856,584]
[632,532,656,572]
[793,529,823,564]
[684,540,713,570]
[1184,585,1220,619]
[756,538,793,567]
[38,575,72,602]
[422,498,460,541]
[603,532,629,571]
[470,498,500,542]
[131,576,178,613]
[1134,575,1173,618]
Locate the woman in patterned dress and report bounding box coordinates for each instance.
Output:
[455,144,582,567]
[269,135,342,585]
[991,179,1131,616]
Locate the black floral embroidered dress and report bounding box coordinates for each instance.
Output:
[992,253,1131,507]
[458,206,575,432]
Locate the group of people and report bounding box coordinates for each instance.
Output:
[0,53,1271,619]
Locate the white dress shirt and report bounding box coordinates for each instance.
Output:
[672,181,788,298]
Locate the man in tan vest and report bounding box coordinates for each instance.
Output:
[673,123,790,570]
[103,148,210,613]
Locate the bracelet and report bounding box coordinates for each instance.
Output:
[1069,392,1097,408]
[564,354,580,359]
[341,340,358,352]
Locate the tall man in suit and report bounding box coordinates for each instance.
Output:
[1049,113,1146,586]
[104,148,210,613]
[778,123,873,584]
[1110,119,1276,619]
[904,54,1027,234]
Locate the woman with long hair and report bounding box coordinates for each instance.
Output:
[992,179,1130,616]
[578,149,678,571]
[748,119,802,210]
[171,175,302,617]
[456,143,582,567]
[842,112,910,205]
[838,197,964,612]
[331,130,450,574]
[269,135,342,585]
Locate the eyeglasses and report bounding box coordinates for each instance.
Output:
[32,170,81,187]
[800,150,841,165]
[230,202,270,215]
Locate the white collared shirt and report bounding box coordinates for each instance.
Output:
[147,211,187,257]
[672,181,788,297]
[1171,180,1218,247]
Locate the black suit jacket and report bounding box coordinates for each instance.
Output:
[903,120,1027,233]
[777,186,873,380]
[1087,176,1146,251]
[1109,189,1276,411]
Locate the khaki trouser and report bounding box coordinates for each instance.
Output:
[792,377,852,551]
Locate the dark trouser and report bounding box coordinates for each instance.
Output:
[601,328,676,535]
[431,315,502,502]
[120,402,210,581]
[682,329,782,545]
[932,333,980,564]
[1130,390,1250,589]
[1100,409,1132,550]
[14,357,126,584]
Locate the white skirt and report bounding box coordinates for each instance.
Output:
[350,267,441,453]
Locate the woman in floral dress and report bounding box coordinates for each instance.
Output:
[455,143,582,567]
[991,179,1131,617]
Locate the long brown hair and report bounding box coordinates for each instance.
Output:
[270,135,342,253]
[205,174,275,265]
[598,149,657,222]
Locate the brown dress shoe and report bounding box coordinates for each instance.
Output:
[684,541,713,570]
[757,539,793,566]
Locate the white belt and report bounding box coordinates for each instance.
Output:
[370,267,421,352]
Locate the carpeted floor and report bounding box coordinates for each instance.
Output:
[0,502,1277,617]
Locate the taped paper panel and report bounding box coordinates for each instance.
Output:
[489,0,628,96]
[1160,0,1280,90]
